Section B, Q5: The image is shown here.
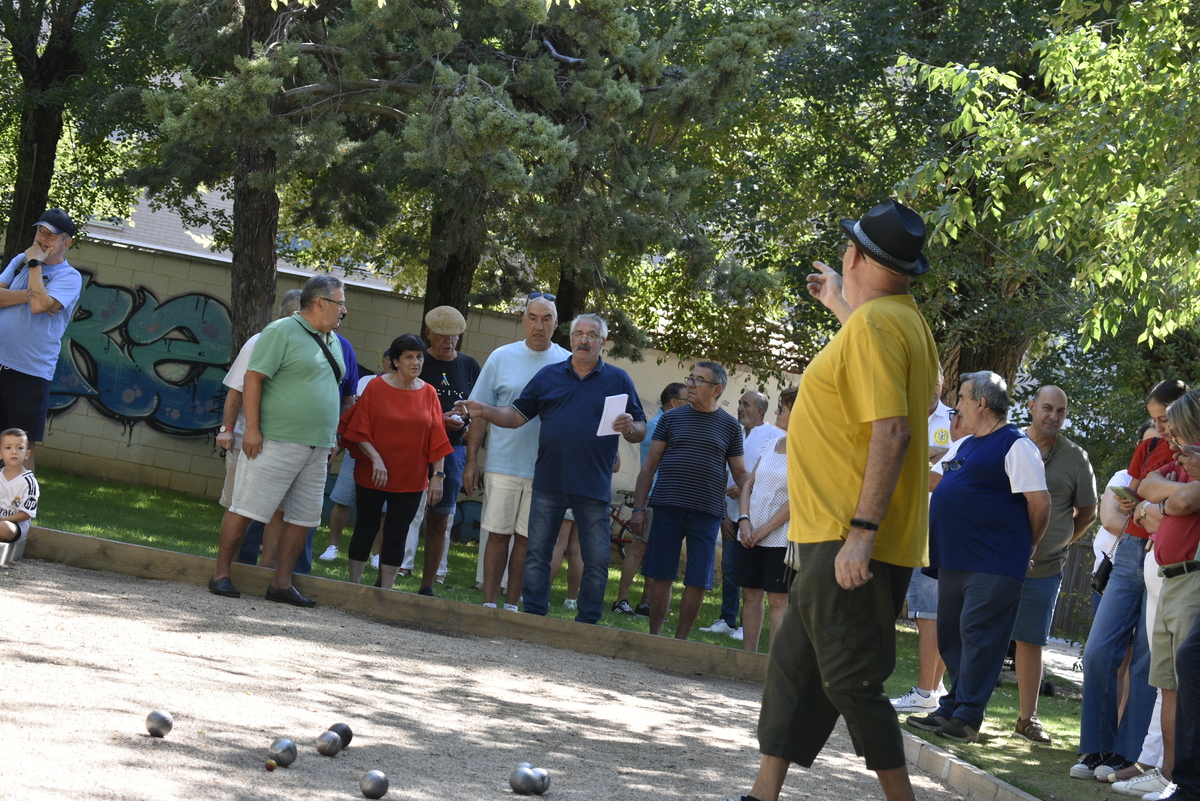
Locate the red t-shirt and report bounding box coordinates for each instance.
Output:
[1126,438,1174,538]
[338,379,453,493]
[1154,461,1200,564]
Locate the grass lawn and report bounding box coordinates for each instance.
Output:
[32,466,1120,801]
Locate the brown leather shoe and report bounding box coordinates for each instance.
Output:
[1016,715,1051,744]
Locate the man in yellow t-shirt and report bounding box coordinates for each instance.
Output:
[727,199,937,801]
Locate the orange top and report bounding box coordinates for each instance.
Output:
[338,379,453,493]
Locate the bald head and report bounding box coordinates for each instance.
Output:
[522,298,558,351]
[737,390,769,429]
[1027,385,1068,442]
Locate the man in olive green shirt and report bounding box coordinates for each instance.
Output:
[1013,385,1097,744]
[208,276,347,608]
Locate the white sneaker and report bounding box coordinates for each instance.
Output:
[1115,769,1169,798]
[700,619,737,636]
[482,602,497,609]
[369,554,380,569]
[563,599,578,610]
[891,687,940,712]
[1143,782,1177,801]
[729,627,744,641]
[317,545,339,562]
[503,603,520,612]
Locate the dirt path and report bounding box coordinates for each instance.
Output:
[1,559,967,801]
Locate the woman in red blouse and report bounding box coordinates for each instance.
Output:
[339,334,453,592]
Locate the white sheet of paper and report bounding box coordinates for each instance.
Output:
[596,393,628,436]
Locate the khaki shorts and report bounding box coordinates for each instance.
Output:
[1150,568,1200,690]
[229,440,330,528]
[219,446,240,508]
[480,472,533,537]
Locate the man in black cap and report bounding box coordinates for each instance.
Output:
[726,199,938,801]
[0,209,82,464]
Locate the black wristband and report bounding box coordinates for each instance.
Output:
[849,518,879,531]
[736,515,751,524]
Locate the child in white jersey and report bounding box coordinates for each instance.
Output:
[0,428,39,545]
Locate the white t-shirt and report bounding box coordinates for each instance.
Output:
[221,333,260,444]
[726,422,784,519]
[929,400,953,456]
[0,469,39,538]
[931,430,1046,493]
[1094,469,1132,572]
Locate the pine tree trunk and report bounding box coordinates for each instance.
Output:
[423,194,483,331]
[227,0,284,353]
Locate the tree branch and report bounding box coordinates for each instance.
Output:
[281,78,425,99]
[542,37,586,69]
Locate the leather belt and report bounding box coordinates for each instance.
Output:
[1159,560,1200,579]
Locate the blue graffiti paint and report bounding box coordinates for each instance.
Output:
[49,269,232,437]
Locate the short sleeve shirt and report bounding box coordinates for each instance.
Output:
[247,314,344,447]
[1029,433,1097,577]
[787,294,939,567]
[421,352,481,447]
[1125,437,1174,539]
[0,256,83,380]
[512,359,645,503]
[650,404,744,519]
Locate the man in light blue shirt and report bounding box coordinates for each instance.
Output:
[0,209,82,461]
[464,294,570,610]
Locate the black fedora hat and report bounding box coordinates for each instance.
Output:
[839,199,929,276]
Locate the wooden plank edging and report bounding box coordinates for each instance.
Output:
[22,526,768,683]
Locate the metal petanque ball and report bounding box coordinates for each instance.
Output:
[268,737,297,767]
[360,769,389,799]
[145,710,173,738]
[328,722,353,748]
[509,765,540,795]
[531,767,550,794]
[316,730,343,756]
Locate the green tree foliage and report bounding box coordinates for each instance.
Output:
[901,0,1200,348]
[0,0,163,258]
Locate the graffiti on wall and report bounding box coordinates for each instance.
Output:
[49,269,232,436]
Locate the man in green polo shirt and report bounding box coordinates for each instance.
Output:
[208,275,346,608]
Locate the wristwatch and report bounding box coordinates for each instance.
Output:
[218,425,230,433]
[26,258,42,268]
[736,515,751,524]
[433,471,446,478]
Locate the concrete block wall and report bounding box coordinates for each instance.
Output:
[38,238,798,498]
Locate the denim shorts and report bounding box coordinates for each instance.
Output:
[905,570,939,620]
[328,451,358,506]
[427,445,465,515]
[1011,572,1063,646]
[641,504,722,589]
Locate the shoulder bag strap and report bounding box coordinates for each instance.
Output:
[292,318,342,384]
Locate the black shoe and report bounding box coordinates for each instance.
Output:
[208,577,241,598]
[634,602,650,616]
[1069,751,1111,779]
[612,599,634,615]
[934,717,980,743]
[417,586,434,597]
[906,712,949,732]
[265,585,316,607]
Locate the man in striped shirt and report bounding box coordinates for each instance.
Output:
[630,361,747,640]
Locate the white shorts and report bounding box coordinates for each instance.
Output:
[230,440,329,527]
[219,446,240,509]
[480,472,533,537]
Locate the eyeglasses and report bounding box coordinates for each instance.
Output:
[776,405,791,414]
[943,458,964,472]
[570,331,601,343]
[319,297,347,309]
[528,292,556,302]
[685,375,716,387]
[948,408,960,419]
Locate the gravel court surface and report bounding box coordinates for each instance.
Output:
[1,559,967,801]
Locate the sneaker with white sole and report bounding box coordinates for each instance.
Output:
[317,544,339,562]
[369,554,380,569]
[1114,769,1170,798]
[1143,782,1178,801]
[891,687,940,713]
[563,599,578,610]
[1097,754,1135,781]
[611,599,634,615]
[503,603,520,612]
[730,627,744,641]
[1071,752,1112,779]
[700,619,737,636]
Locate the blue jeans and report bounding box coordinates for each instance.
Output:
[523,490,610,624]
[935,570,1023,730]
[237,520,315,575]
[1174,602,1200,797]
[720,533,740,627]
[1080,535,1155,758]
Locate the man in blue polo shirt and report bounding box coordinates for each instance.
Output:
[457,313,646,624]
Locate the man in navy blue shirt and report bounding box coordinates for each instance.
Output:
[457,313,646,624]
